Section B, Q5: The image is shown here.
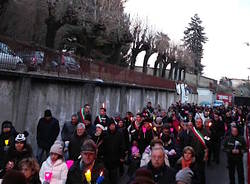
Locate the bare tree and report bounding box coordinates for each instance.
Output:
[129,19,147,69]
[153,32,170,76]
[142,30,157,73]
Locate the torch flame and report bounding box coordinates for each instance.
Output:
[209,122,212,127]
[102,103,105,108]
[100,171,103,176]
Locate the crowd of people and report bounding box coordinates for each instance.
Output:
[0,101,249,184]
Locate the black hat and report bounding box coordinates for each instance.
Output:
[44,109,52,117]
[2,121,12,129]
[81,139,97,153]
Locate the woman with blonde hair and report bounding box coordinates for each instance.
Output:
[175,146,200,184]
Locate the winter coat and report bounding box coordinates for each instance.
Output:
[141,161,176,184]
[61,121,77,142]
[103,128,125,169]
[68,132,90,161]
[66,159,109,184]
[91,132,105,161]
[118,126,130,151]
[0,122,17,169]
[138,128,153,154]
[39,157,68,184]
[190,128,209,163]
[174,157,201,184]
[140,145,170,167]
[210,119,224,143]
[178,129,193,151]
[36,117,60,150]
[85,124,96,137]
[26,173,41,184]
[94,115,110,129]
[223,134,247,159]
[6,143,33,169]
[128,121,141,143]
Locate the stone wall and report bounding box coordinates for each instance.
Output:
[0,71,198,149]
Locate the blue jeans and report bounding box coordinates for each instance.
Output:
[36,146,49,165]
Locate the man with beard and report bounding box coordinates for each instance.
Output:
[36,109,60,164]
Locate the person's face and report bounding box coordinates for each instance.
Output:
[204,111,209,117]
[163,128,170,135]
[21,165,33,179]
[214,114,219,121]
[188,114,193,119]
[96,127,102,135]
[50,153,59,162]
[136,115,141,122]
[71,116,78,124]
[195,119,203,129]
[147,102,152,107]
[118,121,124,128]
[100,109,106,116]
[3,127,11,133]
[109,123,116,131]
[15,142,24,152]
[231,127,238,137]
[183,150,193,161]
[81,152,95,166]
[85,120,91,126]
[161,111,167,117]
[84,106,91,113]
[77,127,85,136]
[151,149,164,169]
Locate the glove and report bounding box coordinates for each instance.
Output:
[168,149,176,156]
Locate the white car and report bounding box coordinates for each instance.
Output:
[0,42,23,70]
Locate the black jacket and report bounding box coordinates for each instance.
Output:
[68,132,90,161]
[94,115,110,128]
[66,159,109,184]
[26,173,41,184]
[6,143,33,169]
[210,119,224,143]
[223,134,247,159]
[36,117,60,150]
[61,121,77,142]
[103,128,125,169]
[142,161,176,184]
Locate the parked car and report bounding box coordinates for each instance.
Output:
[52,55,80,73]
[17,51,44,71]
[0,42,23,70]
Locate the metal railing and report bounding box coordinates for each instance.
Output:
[0,35,176,90]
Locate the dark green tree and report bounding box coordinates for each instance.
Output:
[183,14,207,74]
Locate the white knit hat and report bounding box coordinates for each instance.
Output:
[96,124,105,131]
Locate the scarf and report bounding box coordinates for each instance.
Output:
[181,157,192,169]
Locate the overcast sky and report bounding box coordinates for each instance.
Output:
[125,0,250,80]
